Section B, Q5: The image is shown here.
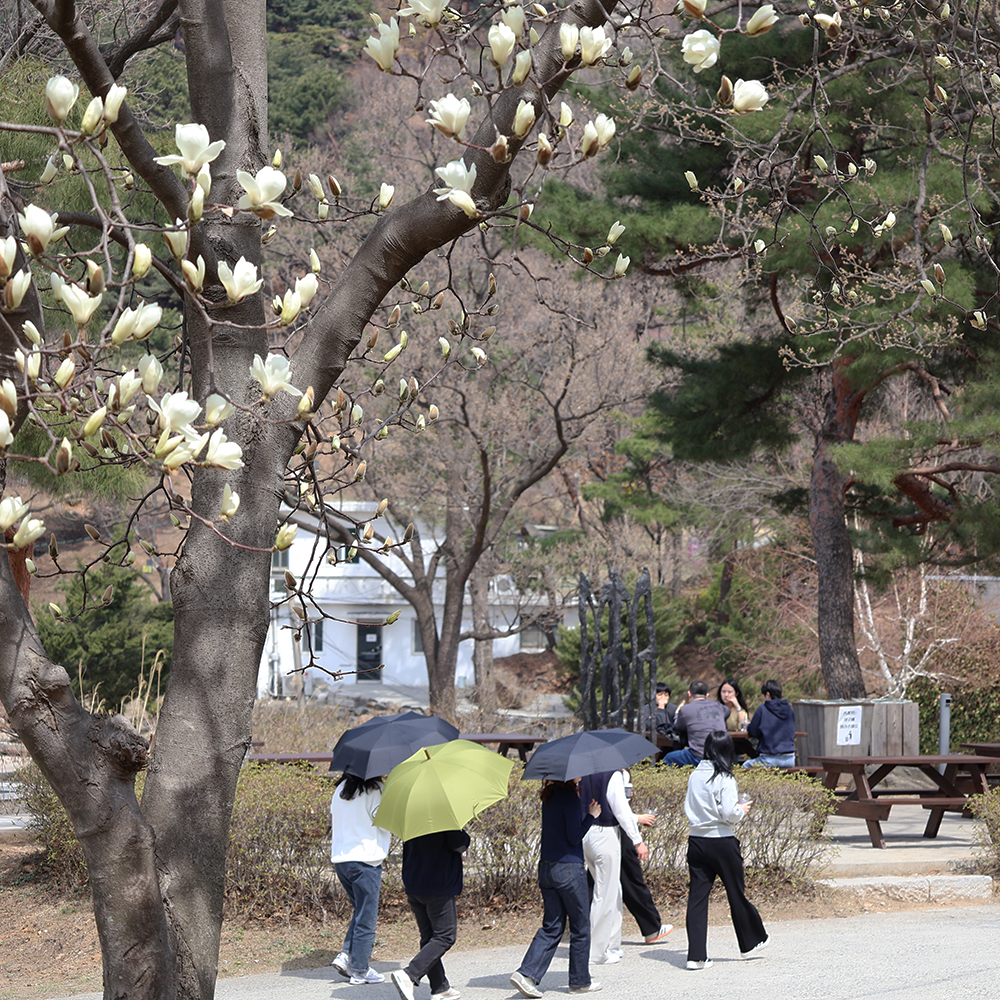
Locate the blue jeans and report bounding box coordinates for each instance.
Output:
[661,746,701,767]
[518,861,591,989]
[335,861,383,976]
[743,753,796,768]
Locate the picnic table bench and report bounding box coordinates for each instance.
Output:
[808,753,995,849]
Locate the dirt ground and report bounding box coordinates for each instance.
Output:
[0,839,984,1000]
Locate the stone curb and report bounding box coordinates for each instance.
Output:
[818,874,994,903]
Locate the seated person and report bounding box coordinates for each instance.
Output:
[661,680,729,767]
[717,679,750,731]
[641,683,676,742]
[743,679,796,768]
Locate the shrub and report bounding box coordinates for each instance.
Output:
[967,788,1000,875]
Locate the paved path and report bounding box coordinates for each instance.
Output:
[47,904,1000,1000]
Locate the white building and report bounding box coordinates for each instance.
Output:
[258,505,563,697]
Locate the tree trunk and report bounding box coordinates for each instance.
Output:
[810,360,868,700]
[469,565,497,714]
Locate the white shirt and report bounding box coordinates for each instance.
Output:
[607,770,643,846]
[330,784,391,864]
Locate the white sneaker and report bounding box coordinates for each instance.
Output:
[645,924,673,944]
[331,952,350,978]
[569,984,602,994]
[391,970,416,1000]
[686,960,713,970]
[510,972,543,998]
[350,968,385,984]
[591,952,620,965]
[431,989,461,999]
[741,936,770,959]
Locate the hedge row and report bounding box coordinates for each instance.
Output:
[16,759,839,919]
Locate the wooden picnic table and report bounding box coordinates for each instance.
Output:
[807,753,995,849]
[459,733,545,762]
[959,742,1000,757]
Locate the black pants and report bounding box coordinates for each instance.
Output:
[404,894,457,993]
[685,836,766,962]
[619,828,661,938]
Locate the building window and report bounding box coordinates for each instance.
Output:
[338,545,361,564]
[412,619,423,654]
[271,549,289,569]
[308,620,324,652]
[520,619,547,651]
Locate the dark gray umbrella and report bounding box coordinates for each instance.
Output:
[329,711,459,779]
[521,728,659,781]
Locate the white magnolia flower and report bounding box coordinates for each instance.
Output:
[0,412,13,450]
[3,270,31,310]
[502,5,525,35]
[51,273,102,326]
[203,428,244,469]
[150,390,202,433]
[732,78,769,112]
[559,102,574,128]
[278,288,302,326]
[433,159,478,203]
[398,0,448,25]
[579,26,612,65]
[154,123,226,176]
[295,272,319,308]
[80,96,104,134]
[488,23,516,67]
[614,253,630,277]
[132,243,152,279]
[513,49,532,86]
[560,24,579,61]
[745,4,778,35]
[218,256,263,304]
[0,495,29,531]
[11,515,45,550]
[138,354,163,394]
[364,18,400,71]
[204,393,236,426]
[17,204,66,256]
[0,378,15,419]
[682,29,720,73]
[275,522,298,550]
[103,83,127,123]
[379,183,395,210]
[163,220,188,259]
[0,235,16,278]
[514,100,536,138]
[676,0,708,16]
[131,301,162,341]
[252,353,301,398]
[220,483,240,521]
[608,220,626,244]
[45,76,79,122]
[181,254,206,291]
[237,166,293,218]
[594,114,616,147]
[118,370,142,407]
[54,357,76,389]
[426,94,471,140]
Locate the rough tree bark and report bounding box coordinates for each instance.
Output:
[0,1,624,996]
[809,358,869,700]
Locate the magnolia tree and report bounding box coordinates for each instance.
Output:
[0,1,780,997]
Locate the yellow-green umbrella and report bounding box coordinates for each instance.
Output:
[374,739,515,841]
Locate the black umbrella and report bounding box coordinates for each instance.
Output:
[329,711,460,779]
[522,728,659,781]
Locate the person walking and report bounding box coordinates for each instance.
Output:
[509,779,603,998]
[390,828,470,1000]
[684,730,768,970]
[579,769,647,965]
[743,679,797,768]
[330,773,391,985]
[661,680,730,767]
[619,771,672,945]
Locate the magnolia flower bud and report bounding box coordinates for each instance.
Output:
[379,183,394,209]
[80,95,104,134]
[613,254,630,278]
[717,75,734,107]
[940,223,953,243]
[355,460,368,483]
[933,263,946,284]
[626,65,642,91]
[920,278,936,296]
[537,132,553,166]
[275,523,297,550]
[685,170,698,190]
[491,134,510,163]
[970,310,986,329]
[814,154,829,172]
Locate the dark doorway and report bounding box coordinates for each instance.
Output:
[357,623,383,681]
